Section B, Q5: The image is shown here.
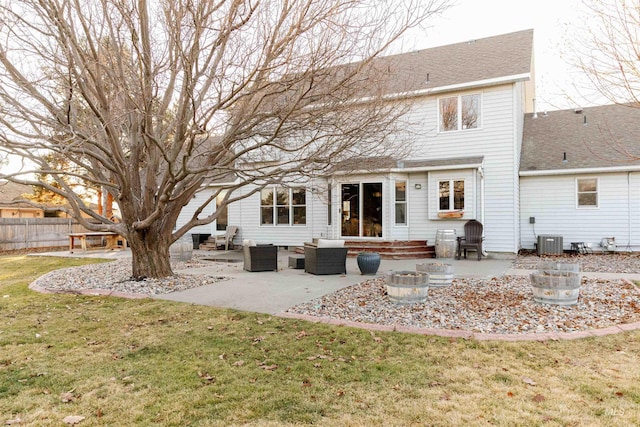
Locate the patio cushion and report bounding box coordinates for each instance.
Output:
[316,239,345,248]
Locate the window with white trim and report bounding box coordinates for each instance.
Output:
[438,180,464,211]
[439,94,480,132]
[261,187,306,225]
[395,181,407,225]
[577,178,598,208]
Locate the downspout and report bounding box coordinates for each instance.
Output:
[478,166,488,256]
[628,172,632,251]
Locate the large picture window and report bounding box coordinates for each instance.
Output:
[439,94,480,132]
[261,187,306,225]
[577,178,598,208]
[439,180,465,211]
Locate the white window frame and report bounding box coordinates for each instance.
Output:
[576,177,599,209]
[438,179,465,212]
[438,93,481,132]
[260,187,307,226]
[394,180,407,225]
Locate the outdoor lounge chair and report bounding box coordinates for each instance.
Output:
[215,226,238,250]
[456,219,484,261]
[243,241,278,272]
[304,239,348,275]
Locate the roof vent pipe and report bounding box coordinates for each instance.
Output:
[533,98,538,118]
[584,115,587,125]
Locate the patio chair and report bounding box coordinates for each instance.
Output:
[456,219,484,261]
[215,226,238,250]
[243,241,278,272]
[304,239,348,275]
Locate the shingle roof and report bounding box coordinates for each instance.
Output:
[271,29,534,109]
[0,180,32,202]
[329,156,484,174]
[520,103,640,173]
[369,29,534,96]
[403,156,484,169]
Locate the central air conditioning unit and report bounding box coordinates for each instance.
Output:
[600,237,616,252]
[537,235,563,255]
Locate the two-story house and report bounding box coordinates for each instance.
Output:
[178,29,536,256]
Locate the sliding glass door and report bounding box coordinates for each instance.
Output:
[341,182,382,237]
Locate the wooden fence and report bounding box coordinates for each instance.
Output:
[0,218,90,251]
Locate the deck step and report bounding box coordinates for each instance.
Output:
[294,240,436,260]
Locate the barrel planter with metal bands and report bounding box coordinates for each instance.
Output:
[385,270,429,304]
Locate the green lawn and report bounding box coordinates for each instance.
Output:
[1,255,639,426]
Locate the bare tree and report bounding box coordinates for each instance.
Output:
[0,0,450,278]
[572,0,640,106]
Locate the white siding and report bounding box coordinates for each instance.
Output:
[402,84,521,253]
[176,188,216,235]
[512,81,526,252]
[178,83,526,253]
[520,172,640,251]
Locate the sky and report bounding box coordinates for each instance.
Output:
[396,0,592,112]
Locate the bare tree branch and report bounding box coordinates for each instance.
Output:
[0,0,451,278]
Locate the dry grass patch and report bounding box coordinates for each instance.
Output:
[1,255,640,426]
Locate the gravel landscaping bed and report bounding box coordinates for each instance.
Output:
[28,253,640,335]
[30,257,227,296]
[285,253,640,335]
[513,252,640,273]
[285,275,640,334]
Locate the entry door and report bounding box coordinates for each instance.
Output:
[341,183,382,237]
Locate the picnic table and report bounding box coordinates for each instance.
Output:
[69,232,126,253]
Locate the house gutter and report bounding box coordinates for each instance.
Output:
[330,162,485,177]
[628,172,632,251]
[520,165,640,176]
[478,166,488,256]
[303,73,531,109]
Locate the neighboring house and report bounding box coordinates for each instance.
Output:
[520,104,640,252]
[180,29,537,255]
[0,180,44,218]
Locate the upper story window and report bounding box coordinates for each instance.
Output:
[439,179,464,211]
[261,187,306,225]
[439,94,481,132]
[577,178,598,208]
[395,181,407,225]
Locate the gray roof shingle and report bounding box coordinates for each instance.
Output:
[520,103,640,173]
[370,29,534,95]
[274,29,534,107]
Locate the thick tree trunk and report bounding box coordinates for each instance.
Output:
[127,228,174,279]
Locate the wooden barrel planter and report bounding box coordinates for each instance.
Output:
[385,271,429,304]
[538,261,580,273]
[530,270,581,305]
[416,262,454,287]
[435,229,457,259]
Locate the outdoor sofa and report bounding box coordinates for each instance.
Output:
[303,239,348,275]
[243,240,278,272]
